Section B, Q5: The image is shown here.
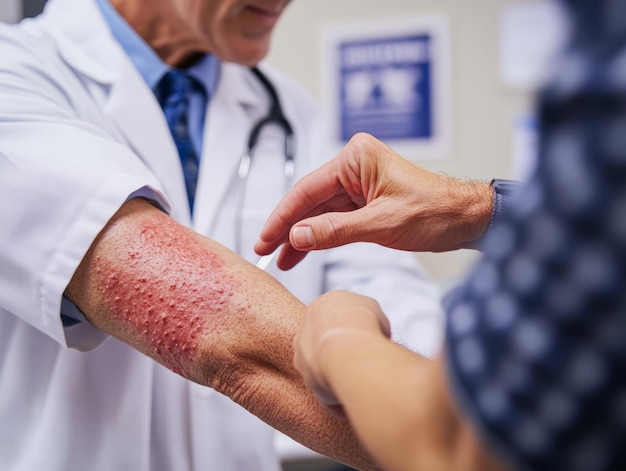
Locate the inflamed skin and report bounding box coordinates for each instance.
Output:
[65,197,379,471]
[66,198,297,387]
[93,214,235,378]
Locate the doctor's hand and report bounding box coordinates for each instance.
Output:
[255,133,493,270]
[293,290,391,419]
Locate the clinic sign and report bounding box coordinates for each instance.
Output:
[339,35,433,141]
[321,16,451,160]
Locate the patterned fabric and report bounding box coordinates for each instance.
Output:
[158,71,200,212]
[445,1,626,470]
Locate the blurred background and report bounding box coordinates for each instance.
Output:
[264,0,565,290]
[0,1,565,469]
[0,0,565,288]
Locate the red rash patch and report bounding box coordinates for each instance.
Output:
[95,217,239,378]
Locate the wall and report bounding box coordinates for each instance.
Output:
[266,0,538,284]
[0,0,20,23]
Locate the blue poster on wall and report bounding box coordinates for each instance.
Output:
[338,34,433,142]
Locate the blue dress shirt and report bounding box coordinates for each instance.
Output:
[95,0,220,157]
[61,1,221,327]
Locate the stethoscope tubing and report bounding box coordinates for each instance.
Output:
[233,67,296,257]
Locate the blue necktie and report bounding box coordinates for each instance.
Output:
[158,71,199,213]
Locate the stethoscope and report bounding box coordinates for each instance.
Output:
[232,67,296,258]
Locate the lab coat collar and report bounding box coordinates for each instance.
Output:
[41,0,261,107]
[37,0,117,84]
[38,0,263,114]
[33,0,268,229]
[38,0,189,223]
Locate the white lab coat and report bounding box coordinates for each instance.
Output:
[0,0,443,469]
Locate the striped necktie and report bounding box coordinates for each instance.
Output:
[158,70,200,213]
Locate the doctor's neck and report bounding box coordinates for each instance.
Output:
[108,0,282,69]
[109,0,207,68]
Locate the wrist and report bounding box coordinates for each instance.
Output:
[316,328,385,384]
[448,180,493,250]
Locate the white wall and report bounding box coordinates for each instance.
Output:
[0,0,20,23]
[266,0,541,283]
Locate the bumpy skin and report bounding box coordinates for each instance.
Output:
[66,198,379,471]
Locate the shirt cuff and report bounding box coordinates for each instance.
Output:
[489,179,520,231]
[468,179,521,250]
[61,296,87,327]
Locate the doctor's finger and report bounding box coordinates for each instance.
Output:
[276,243,309,271]
[254,203,325,256]
[255,191,360,256]
[257,161,351,248]
[255,202,338,256]
[287,207,389,252]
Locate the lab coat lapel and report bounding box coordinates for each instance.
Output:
[104,67,191,225]
[46,0,266,230]
[46,0,191,226]
[192,65,261,234]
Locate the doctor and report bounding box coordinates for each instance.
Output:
[0,0,442,470]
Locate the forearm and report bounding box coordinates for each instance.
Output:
[65,197,259,383]
[66,198,377,470]
[430,176,493,251]
[319,332,449,470]
[319,333,505,471]
[455,181,493,249]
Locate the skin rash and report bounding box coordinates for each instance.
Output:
[66,199,379,471]
[86,210,242,378]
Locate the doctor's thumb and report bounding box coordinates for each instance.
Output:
[289,213,363,251]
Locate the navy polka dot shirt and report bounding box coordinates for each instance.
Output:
[445,1,626,470]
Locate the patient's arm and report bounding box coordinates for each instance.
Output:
[65,197,377,471]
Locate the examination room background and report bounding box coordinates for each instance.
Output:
[0,1,549,469]
[0,0,548,286]
[266,0,546,287]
